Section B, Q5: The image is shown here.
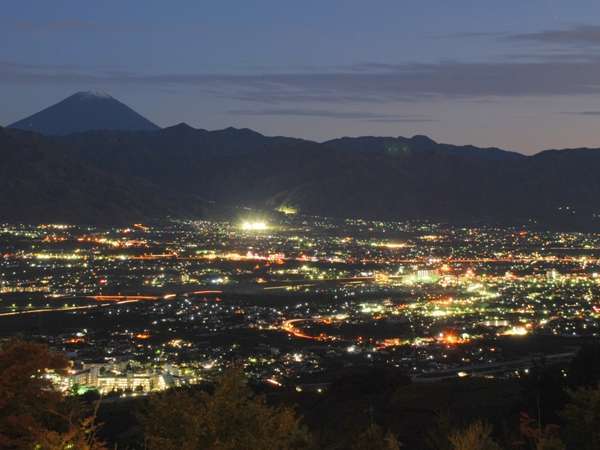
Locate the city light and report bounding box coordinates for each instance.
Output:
[2,217,599,397]
[501,326,529,336]
[240,220,269,231]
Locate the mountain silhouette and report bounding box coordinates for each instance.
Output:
[9,91,160,135]
[2,93,600,229]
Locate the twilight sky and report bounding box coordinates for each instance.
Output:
[3,1,600,153]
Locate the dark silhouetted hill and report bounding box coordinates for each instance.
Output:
[2,94,600,227]
[0,127,202,223]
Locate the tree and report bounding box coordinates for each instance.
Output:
[142,368,311,450]
[519,364,568,426]
[519,413,565,450]
[351,423,401,450]
[567,344,600,388]
[33,412,105,450]
[448,421,502,450]
[534,437,566,450]
[0,339,106,450]
[561,386,600,450]
[426,411,453,450]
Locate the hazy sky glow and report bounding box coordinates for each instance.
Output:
[4,1,600,153]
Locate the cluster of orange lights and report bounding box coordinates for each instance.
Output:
[133,223,150,232]
[378,338,409,348]
[42,235,67,243]
[76,235,147,248]
[132,253,177,260]
[437,332,470,345]
[281,319,335,341]
[201,251,285,264]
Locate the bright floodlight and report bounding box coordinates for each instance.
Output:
[240,220,269,231]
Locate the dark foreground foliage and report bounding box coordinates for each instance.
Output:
[4,340,600,449]
[0,339,106,449]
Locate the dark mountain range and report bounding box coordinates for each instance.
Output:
[9,91,160,135]
[0,127,203,223]
[2,93,600,228]
[323,135,525,161]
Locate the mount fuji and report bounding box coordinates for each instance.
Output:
[9,91,160,135]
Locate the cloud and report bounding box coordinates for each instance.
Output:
[503,52,600,62]
[509,25,600,45]
[227,108,435,122]
[443,25,600,47]
[438,31,507,39]
[6,20,156,33]
[561,111,600,116]
[4,57,600,103]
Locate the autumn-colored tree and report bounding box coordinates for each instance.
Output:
[532,437,566,450]
[142,368,311,450]
[351,422,402,450]
[448,421,502,450]
[519,412,565,450]
[33,412,106,450]
[0,339,106,450]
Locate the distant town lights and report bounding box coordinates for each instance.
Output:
[240,220,269,231]
[501,326,529,336]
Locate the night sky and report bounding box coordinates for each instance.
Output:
[3,1,600,153]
